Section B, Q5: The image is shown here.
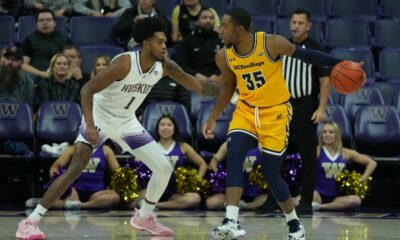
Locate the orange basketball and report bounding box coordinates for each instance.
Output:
[330,61,366,94]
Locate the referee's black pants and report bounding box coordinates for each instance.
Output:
[287,95,318,205]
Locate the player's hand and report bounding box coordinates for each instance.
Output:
[85,125,99,145]
[202,117,216,139]
[311,107,325,124]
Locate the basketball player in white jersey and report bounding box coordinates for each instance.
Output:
[16,17,220,239]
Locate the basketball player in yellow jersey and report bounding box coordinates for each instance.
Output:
[202,8,360,240]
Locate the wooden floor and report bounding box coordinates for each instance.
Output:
[2,209,399,239]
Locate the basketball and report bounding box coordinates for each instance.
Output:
[330,61,366,94]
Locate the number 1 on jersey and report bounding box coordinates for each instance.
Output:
[124,97,136,109]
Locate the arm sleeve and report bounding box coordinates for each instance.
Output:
[37,78,50,103]
[314,44,331,78]
[21,38,33,58]
[292,45,342,67]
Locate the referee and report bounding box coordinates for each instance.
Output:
[256,9,330,215]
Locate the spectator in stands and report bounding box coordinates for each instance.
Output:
[74,0,131,17]
[171,0,220,43]
[175,8,223,84]
[21,9,73,79]
[26,142,121,209]
[23,0,73,16]
[36,53,81,105]
[0,46,35,109]
[102,0,132,17]
[73,0,102,16]
[312,121,377,211]
[206,142,268,210]
[63,45,90,87]
[0,0,21,18]
[129,115,207,209]
[112,0,169,49]
[90,54,111,78]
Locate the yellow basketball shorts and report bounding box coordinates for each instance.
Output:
[228,100,292,156]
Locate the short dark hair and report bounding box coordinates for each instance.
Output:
[132,17,167,45]
[292,9,311,22]
[154,114,182,142]
[63,45,81,57]
[225,7,251,31]
[35,8,56,22]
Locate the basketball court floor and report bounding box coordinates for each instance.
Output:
[1,209,399,239]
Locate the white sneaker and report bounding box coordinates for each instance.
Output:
[64,200,81,210]
[287,219,305,240]
[25,198,41,208]
[211,218,246,240]
[312,202,321,211]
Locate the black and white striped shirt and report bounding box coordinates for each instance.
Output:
[282,38,330,98]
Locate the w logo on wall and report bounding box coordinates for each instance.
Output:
[355,89,372,103]
[325,106,336,119]
[51,103,70,117]
[156,104,176,115]
[368,107,388,121]
[0,104,19,118]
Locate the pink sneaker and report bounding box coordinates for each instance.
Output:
[16,219,46,240]
[130,208,173,236]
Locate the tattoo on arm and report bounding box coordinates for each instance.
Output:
[201,82,220,96]
[165,59,180,73]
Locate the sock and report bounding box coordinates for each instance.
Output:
[284,209,299,223]
[226,205,239,221]
[139,201,156,219]
[28,204,47,222]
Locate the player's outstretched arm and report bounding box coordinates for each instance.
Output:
[202,50,237,139]
[163,59,220,96]
[266,34,343,67]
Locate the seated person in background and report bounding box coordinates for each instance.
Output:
[112,0,169,49]
[90,54,111,78]
[21,9,73,79]
[0,46,35,110]
[171,0,220,43]
[63,45,91,87]
[129,115,208,209]
[26,142,121,209]
[102,0,132,17]
[175,8,223,84]
[0,0,21,18]
[23,0,73,16]
[206,142,268,210]
[73,0,131,17]
[313,121,377,211]
[36,53,81,106]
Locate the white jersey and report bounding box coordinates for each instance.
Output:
[93,51,163,121]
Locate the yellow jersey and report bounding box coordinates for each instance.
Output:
[225,32,290,107]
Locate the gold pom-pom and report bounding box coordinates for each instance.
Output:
[110,167,139,202]
[336,169,372,200]
[249,164,268,190]
[175,166,211,198]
